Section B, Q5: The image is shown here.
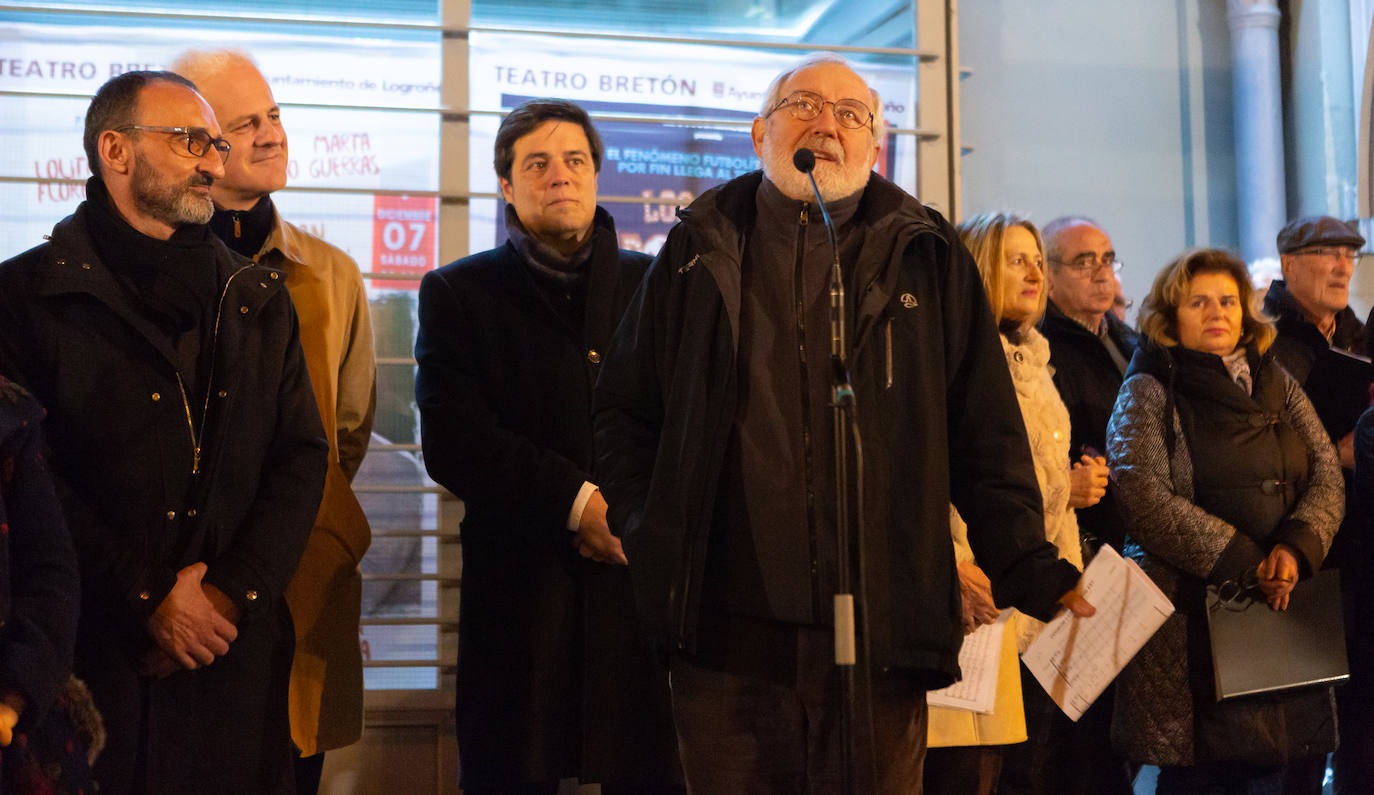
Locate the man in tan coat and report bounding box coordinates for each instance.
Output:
[170,49,376,795]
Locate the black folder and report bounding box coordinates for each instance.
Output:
[1204,568,1349,702]
[1302,347,1374,439]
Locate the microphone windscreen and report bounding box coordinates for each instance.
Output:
[792,148,815,174]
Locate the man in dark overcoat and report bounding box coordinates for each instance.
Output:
[1264,215,1371,794]
[414,99,681,793]
[1017,215,1138,795]
[0,71,327,794]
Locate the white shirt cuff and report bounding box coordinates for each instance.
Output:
[568,481,598,531]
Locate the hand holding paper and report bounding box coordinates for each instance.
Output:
[1022,545,1174,721]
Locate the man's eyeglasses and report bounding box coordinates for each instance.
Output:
[766,90,874,131]
[116,125,231,162]
[1051,253,1122,278]
[1293,246,1360,263]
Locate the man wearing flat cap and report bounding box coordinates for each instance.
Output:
[1268,215,1367,371]
[1265,215,1367,460]
[1265,214,1373,793]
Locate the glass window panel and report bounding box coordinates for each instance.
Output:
[12,0,439,25]
[471,0,913,50]
[361,624,439,691]
[468,31,919,255]
[0,12,442,108]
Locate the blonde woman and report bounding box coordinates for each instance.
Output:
[925,213,1107,793]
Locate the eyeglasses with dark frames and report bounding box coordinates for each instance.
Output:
[1050,252,1123,278]
[116,125,231,162]
[766,90,874,131]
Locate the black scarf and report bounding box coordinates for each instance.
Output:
[84,177,220,334]
[504,203,595,288]
[210,194,275,259]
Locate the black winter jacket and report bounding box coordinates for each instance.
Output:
[594,171,1081,685]
[1264,279,1368,570]
[416,208,680,787]
[1039,301,1140,551]
[0,204,327,794]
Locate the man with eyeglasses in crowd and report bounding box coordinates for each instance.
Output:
[1015,215,1137,795]
[595,52,1093,792]
[0,71,327,793]
[1264,215,1372,795]
[170,49,376,795]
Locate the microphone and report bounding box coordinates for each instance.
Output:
[794,149,865,795]
[792,148,847,375]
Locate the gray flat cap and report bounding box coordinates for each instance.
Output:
[1277,216,1365,254]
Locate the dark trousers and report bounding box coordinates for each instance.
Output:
[668,621,927,794]
[1000,661,1132,795]
[924,745,1006,795]
[294,750,324,795]
[1333,565,1374,795]
[1155,755,1326,795]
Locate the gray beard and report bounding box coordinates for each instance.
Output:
[132,152,215,228]
[760,139,872,203]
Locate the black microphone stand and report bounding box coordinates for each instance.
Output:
[792,148,870,795]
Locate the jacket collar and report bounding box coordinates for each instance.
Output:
[1263,278,1364,353]
[38,203,288,370]
[257,204,309,267]
[675,169,946,352]
[1041,299,1140,350]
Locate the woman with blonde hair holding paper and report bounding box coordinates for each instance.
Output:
[924,213,1107,794]
[1107,248,1342,793]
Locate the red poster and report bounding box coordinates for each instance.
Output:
[372,194,437,290]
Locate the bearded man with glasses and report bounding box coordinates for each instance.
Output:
[1266,215,1373,795]
[596,53,1092,793]
[0,70,327,794]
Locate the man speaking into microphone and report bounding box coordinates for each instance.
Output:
[594,53,1092,793]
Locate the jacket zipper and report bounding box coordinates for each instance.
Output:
[885,318,894,388]
[174,265,255,475]
[174,373,202,475]
[795,203,821,617]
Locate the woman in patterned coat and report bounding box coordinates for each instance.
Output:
[1107,248,1343,793]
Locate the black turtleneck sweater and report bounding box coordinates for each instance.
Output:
[210,195,276,259]
[703,176,865,627]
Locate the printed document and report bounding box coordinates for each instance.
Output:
[927,610,1011,713]
[1022,544,1173,721]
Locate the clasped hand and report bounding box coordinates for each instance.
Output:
[1068,454,1110,509]
[144,561,238,676]
[574,490,628,566]
[1256,543,1299,611]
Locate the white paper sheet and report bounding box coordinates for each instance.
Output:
[1022,544,1174,721]
[926,610,1011,714]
